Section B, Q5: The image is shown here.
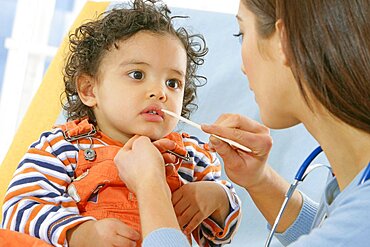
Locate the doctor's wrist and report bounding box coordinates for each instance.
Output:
[244,165,274,194]
[136,178,171,200]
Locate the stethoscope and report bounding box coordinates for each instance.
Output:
[265,146,370,247]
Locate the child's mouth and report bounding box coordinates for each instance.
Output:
[147,110,159,115]
[141,108,164,122]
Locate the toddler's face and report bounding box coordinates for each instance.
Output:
[88,31,186,144]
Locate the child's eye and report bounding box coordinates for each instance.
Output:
[128,71,144,80]
[166,79,181,89]
[233,32,244,44]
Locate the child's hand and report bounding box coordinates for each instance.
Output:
[67,218,140,247]
[172,181,230,234]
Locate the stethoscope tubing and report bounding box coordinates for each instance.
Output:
[265,146,370,247]
[294,146,323,181]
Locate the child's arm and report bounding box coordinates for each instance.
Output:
[177,135,242,246]
[1,129,94,246]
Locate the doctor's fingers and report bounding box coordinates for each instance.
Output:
[207,127,272,156]
[203,113,269,134]
[115,136,149,166]
[208,136,257,171]
[122,135,141,151]
[131,136,155,150]
[153,139,177,164]
[152,139,176,153]
[125,136,163,159]
[162,153,177,164]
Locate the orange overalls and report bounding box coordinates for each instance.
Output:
[61,119,189,245]
[0,229,53,247]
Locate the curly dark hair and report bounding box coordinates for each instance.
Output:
[62,0,208,125]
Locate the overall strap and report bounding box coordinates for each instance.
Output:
[57,118,97,142]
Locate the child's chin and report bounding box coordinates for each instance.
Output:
[135,131,166,142]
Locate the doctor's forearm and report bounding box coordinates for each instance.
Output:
[136,179,181,238]
[246,166,303,233]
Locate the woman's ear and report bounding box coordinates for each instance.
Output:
[275,19,290,66]
[76,74,97,107]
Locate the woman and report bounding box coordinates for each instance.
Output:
[115,0,370,246]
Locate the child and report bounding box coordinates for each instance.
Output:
[1,0,241,246]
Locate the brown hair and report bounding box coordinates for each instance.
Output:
[62,0,208,125]
[243,0,370,133]
[243,0,276,39]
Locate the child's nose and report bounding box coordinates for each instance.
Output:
[148,86,166,101]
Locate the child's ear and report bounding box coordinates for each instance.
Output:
[76,74,97,107]
[275,19,290,66]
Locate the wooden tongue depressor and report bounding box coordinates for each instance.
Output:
[161,109,252,153]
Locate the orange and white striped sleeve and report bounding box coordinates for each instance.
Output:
[1,128,94,246]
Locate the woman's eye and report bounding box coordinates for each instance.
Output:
[128,71,144,80]
[233,32,244,44]
[166,79,181,89]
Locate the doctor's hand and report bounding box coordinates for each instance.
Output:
[202,114,272,190]
[153,137,188,176]
[115,135,167,194]
[115,136,181,238]
[153,138,177,164]
[172,181,229,235]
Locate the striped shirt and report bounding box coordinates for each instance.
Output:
[1,127,241,246]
